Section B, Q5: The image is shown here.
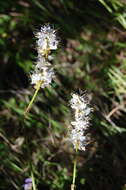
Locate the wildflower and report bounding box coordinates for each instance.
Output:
[35,24,58,56]
[31,62,55,89]
[30,24,58,89]
[24,24,59,115]
[23,178,32,190]
[70,92,93,151]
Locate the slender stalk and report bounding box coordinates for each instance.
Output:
[24,81,42,116]
[71,143,78,190]
[31,172,37,190]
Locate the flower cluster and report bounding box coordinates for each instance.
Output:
[70,93,93,151]
[31,24,58,89]
[23,178,32,190]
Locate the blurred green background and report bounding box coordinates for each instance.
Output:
[1,0,126,189]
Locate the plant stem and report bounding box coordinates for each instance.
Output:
[31,172,37,190]
[24,81,42,116]
[71,143,78,190]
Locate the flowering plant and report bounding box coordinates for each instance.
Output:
[24,25,59,115]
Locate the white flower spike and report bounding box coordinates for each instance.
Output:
[25,24,58,115]
[30,24,58,89]
[35,24,58,56]
[70,92,93,151]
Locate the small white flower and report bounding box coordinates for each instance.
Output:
[31,66,55,88]
[35,59,51,70]
[70,92,92,151]
[30,24,58,89]
[70,94,87,110]
[35,24,58,55]
[84,107,92,116]
[71,120,89,130]
[70,129,87,151]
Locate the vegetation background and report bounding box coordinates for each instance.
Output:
[1,0,126,189]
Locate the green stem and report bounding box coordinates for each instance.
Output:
[71,143,78,190]
[31,172,37,190]
[24,81,42,116]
